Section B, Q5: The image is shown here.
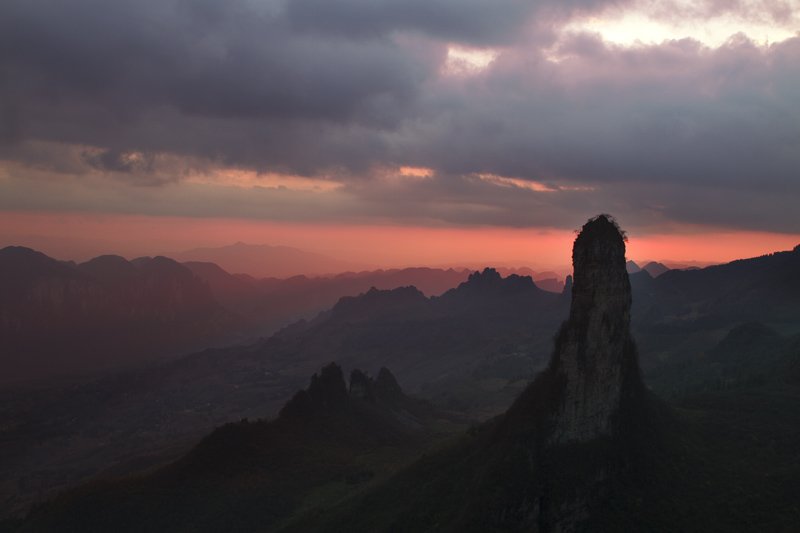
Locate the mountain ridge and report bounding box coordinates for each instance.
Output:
[0,246,241,382]
[5,237,800,528]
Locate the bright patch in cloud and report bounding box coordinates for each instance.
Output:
[399,166,434,178]
[443,45,500,75]
[478,175,596,193]
[567,1,799,47]
[186,170,339,192]
[478,174,557,192]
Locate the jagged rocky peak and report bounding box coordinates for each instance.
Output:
[349,368,376,403]
[348,367,404,405]
[374,367,404,403]
[550,214,640,444]
[279,362,350,418]
[307,362,349,406]
[467,267,503,285]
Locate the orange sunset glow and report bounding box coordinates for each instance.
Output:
[2,211,798,277]
[2,0,798,273]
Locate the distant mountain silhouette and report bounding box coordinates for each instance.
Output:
[433,267,551,315]
[492,267,566,292]
[78,254,139,283]
[651,246,800,317]
[0,246,90,299]
[0,247,240,382]
[264,268,569,403]
[641,260,670,278]
[183,263,472,336]
[173,250,568,330]
[182,261,265,312]
[626,260,641,273]
[328,286,428,323]
[172,242,369,278]
[531,277,564,292]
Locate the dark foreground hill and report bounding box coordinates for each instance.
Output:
[9,364,462,533]
[283,383,800,532]
[646,320,800,397]
[630,244,800,374]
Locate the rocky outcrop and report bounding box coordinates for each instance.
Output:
[282,363,421,428]
[280,362,350,418]
[549,214,642,444]
[349,368,376,403]
[348,367,404,404]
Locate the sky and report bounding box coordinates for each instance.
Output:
[1,0,799,270]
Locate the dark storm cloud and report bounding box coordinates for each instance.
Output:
[286,0,534,44]
[286,0,628,43]
[1,0,438,147]
[1,0,799,233]
[0,0,627,152]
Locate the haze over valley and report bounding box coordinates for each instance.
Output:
[2,224,800,530]
[3,0,800,529]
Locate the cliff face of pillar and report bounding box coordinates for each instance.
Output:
[549,214,640,444]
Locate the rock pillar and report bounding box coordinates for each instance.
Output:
[550,215,636,443]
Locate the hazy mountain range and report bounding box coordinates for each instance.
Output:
[0,245,567,382]
[0,247,240,382]
[2,241,800,529]
[4,221,799,531]
[626,259,671,277]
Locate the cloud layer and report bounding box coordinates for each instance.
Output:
[1,0,799,233]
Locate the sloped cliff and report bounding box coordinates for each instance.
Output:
[12,363,442,533]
